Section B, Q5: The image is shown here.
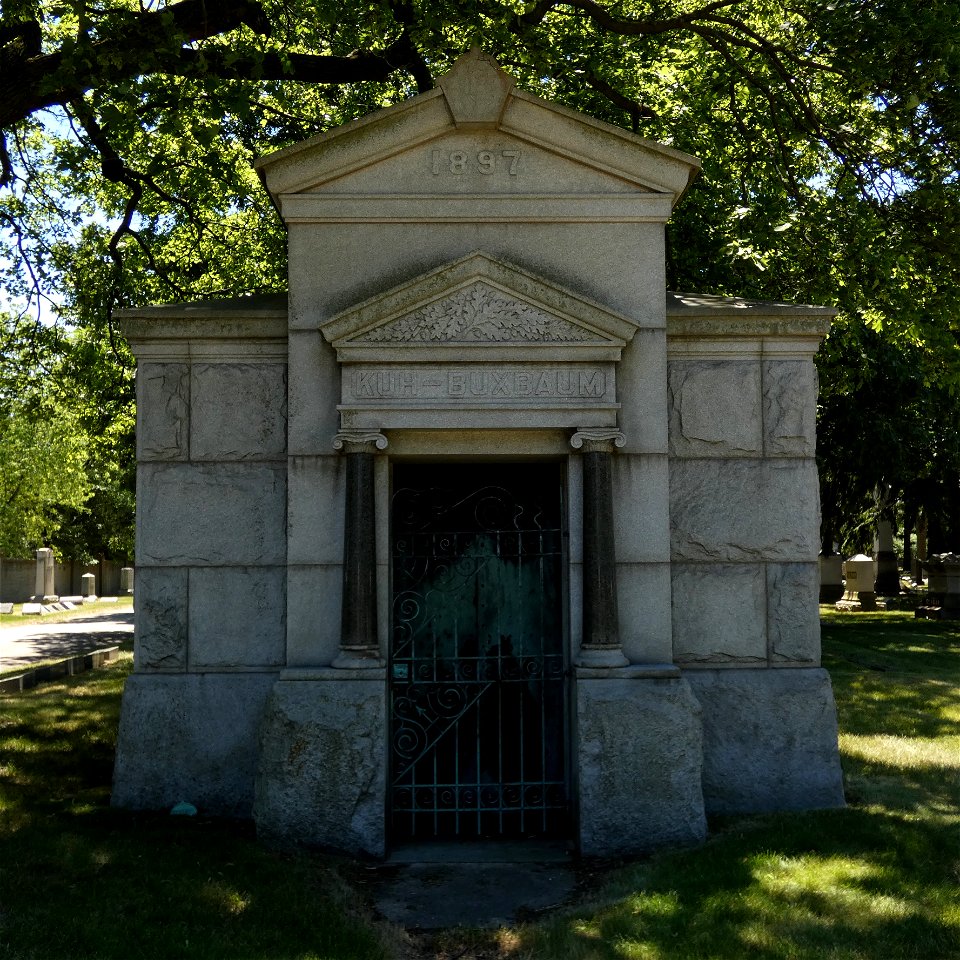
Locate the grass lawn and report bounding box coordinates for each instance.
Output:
[1,610,958,959]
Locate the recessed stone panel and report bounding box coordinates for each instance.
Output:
[668,360,762,457]
[767,562,820,663]
[134,566,188,671]
[137,463,286,565]
[285,565,344,667]
[188,567,286,668]
[137,363,189,460]
[288,331,341,456]
[191,363,287,460]
[618,328,669,455]
[669,459,820,562]
[763,360,817,457]
[672,563,766,664]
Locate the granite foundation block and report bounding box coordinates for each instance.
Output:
[254,676,388,857]
[134,566,188,671]
[668,359,762,457]
[686,668,845,814]
[137,462,286,565]
[672,563,766,664]
[187,566,286,669]
[575,675,706,856]
[190,362,287,461]
[112,672,278,816]
[137,362,189,460]
[670,458,820,562]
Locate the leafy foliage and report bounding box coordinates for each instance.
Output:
[0,317,91,557]
[0,314,132,560]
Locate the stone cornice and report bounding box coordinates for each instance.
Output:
[666,292,834,341]
[278,193,675,224]
[117,297,288,361]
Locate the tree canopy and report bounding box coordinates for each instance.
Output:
[2,0,960,555]
[0,316,93,557]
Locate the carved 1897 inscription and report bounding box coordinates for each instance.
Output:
[431,149,521,175]
[347,366,609,401]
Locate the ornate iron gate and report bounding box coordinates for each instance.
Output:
[389,462,568,841]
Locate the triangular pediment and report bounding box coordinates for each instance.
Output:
[322,253,637,362]
[256,49,700,202]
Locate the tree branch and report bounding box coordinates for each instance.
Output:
[583,70,657,132]
[514,0,744,35]
[1,0,271,128]
[171,45,411,85]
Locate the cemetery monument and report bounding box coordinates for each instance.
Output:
[112,50,844,857]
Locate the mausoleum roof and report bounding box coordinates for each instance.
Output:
[116,293,287,318]
[666,292,836,316]
[118,291,834,320]
[254,49,701,206]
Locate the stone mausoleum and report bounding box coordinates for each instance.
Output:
[112,51,844,857]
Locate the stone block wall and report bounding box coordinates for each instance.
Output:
[113,306,290,815]
[664,301,845,815]
[665,306,828,669]
[127,314,289,673]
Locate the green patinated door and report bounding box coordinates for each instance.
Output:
[389,461,568,841]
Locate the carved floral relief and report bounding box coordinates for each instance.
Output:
[357,281,594,343]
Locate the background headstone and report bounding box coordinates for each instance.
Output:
[874,519,900,595]
[917,553,960,619]
[81,572,96,599]
[33,547,57,602]
[819,553,844,603]
[43,548,56,600]
[836,554,877,611]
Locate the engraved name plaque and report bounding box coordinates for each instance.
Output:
[346,366,609,402]
[337,361,619,431]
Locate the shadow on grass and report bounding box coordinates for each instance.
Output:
[520,808,959,960]
[0,813,388,960]
[0,660,388,960]
[822,616,960,740]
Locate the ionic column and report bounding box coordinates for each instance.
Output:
[571,429,628,668]
[332,430,388,668]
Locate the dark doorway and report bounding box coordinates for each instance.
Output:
[389,461,568,842]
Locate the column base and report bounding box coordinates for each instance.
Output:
[576,645,629,668]
[331,647,386,669]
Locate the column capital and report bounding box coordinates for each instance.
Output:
[333,430,388,453]
[570,428,626,454]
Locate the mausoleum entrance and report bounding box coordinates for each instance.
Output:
[389,461,568,841]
